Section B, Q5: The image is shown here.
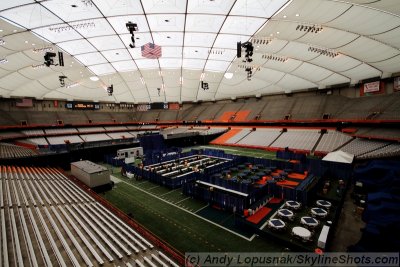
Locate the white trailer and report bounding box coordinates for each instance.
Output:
[117,147,143,163]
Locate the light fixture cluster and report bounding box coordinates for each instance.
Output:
[201,81,209,90]
[0,58,8,64]
[126,21,138,48]
[251,37,273,45]
[245,67,252,81]
[81,0,94,6]
[44,51,64,67]
[49,21,95,33]
[237,64,261,71]
[33,46,53,53]
[296,24,323,33]
[107,84,113,96]
[208,49,225,55]
[262,54,288,62]
[242,42,253,63]
[308,46,339,58]
[0,39,5,45]
[105,103,116,107]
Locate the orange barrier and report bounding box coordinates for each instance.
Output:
[269,197,283,204]
[234,110,250,122]
[246,207,272,224]
[277,180,299,187]
[287,173,307,180]
[217,111,236,122]
[210,128,242,144]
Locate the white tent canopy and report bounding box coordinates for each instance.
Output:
[322,150,354,164]
[1,0,400,103]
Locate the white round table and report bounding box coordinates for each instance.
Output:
[292,226,311,240]
[316,199,332,209]
[285,200,301,209]
[278,208,294,219]
[311,207,328,218]
[268,219,286,229]
[300,216,319,227]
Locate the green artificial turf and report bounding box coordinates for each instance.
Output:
[100,171,285,253]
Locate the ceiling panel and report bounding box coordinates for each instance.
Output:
[93,0,144,16]
[58,39,97,55]
[0,0,400,103]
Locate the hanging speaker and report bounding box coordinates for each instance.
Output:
[237,41,242,58]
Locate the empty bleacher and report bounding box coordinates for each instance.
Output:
[259,97,297,120]
[0,165,180,266]
[0,109,18,125]
[0,143,37,159]
[56,111,88,124]
[335,95,393,120]
[110,112,135,123]
[225,128,252,144]
[158,110,178,121]
[77,127,105,133]
[45,128,78,135]
[270,129,321,151]
[46,135,83,145]
[196,103,225,121]
[138,110,160,122]
[358,143,400,159]
[21,129,45,136]
[7,111,29,125]
[238,99,266,121]
[339,138,390,157]
[106,132,135,139]
[355,127,400,140]
[80,133,112,142]
[214,102,243,122]
[236,128,281,147]
[290,96,327,120]
[377,94,400,120]
[85,112,113,123]
[27,111,58,125]
[314,130,353,153]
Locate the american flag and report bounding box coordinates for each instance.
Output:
[15,98,33,107]
[141,42,162,59]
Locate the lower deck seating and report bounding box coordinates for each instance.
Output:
[270,130,321,151]
[0,143,37,158]
[340,138,389,157]
[0,165,180,266]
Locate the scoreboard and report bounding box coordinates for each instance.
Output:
[150,102,168,109]
[65,102,100,110]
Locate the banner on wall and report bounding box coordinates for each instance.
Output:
[394,77,400,91]
[360,81,384,96]
[169,103,180,110]
[363,81,380,93]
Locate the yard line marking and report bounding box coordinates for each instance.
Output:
[159,188,180,197]
[116,178,255,241]
[137,180,148,185]
[194,204,209,214]
[174,197,190,204]
[147,185,160,191]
